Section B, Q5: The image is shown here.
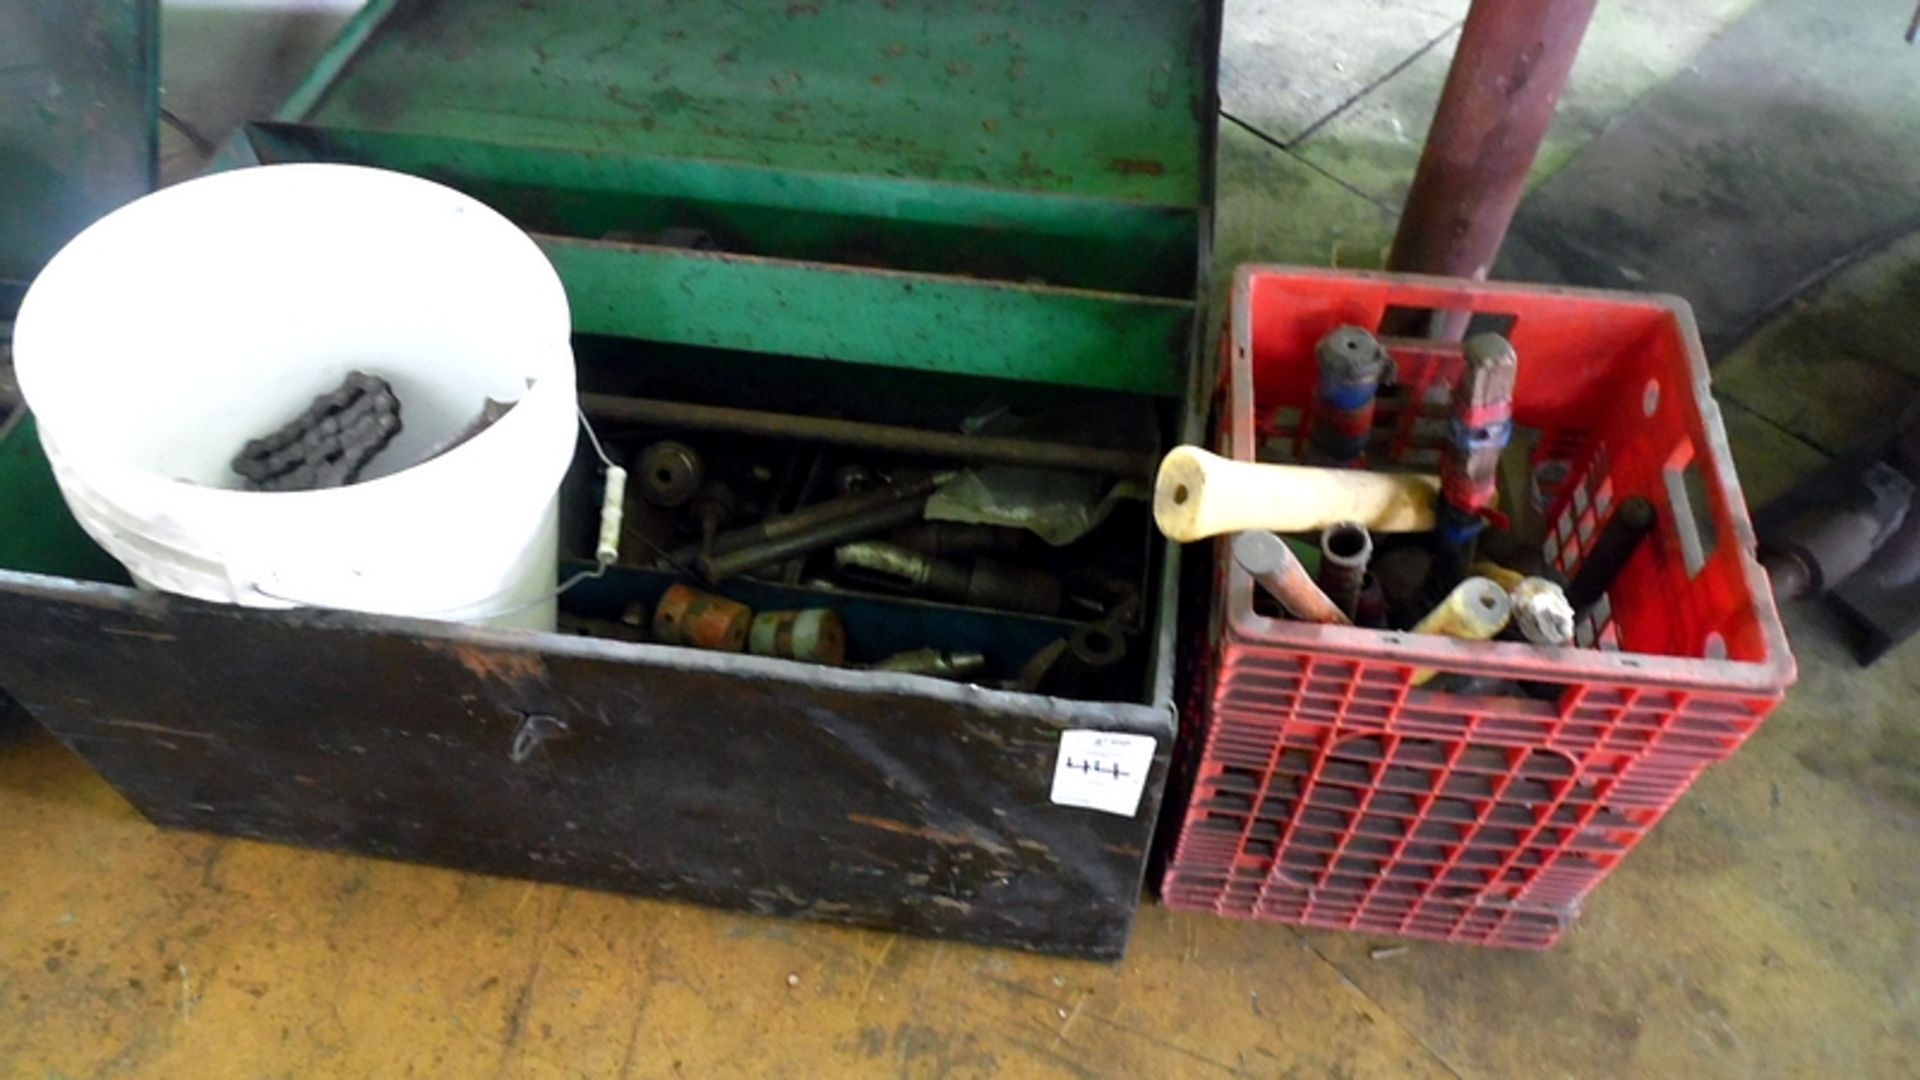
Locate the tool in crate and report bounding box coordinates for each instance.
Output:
[1156,323,1648,668]
[1152,267,1795,949]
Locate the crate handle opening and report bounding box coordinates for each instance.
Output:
[1662,449,1719,580]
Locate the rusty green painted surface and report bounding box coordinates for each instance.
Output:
[0,0,158,311]
[242,0,1215,396]
[302,0,1211,206]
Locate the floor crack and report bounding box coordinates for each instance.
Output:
[1287,19,1464,150]
[1289,929,1470,1079]
[1219,110,1400,217]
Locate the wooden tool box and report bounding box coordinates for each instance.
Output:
[0,0,1221,959]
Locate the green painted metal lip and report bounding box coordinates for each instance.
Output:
[0,0,159,314]
[541,234,1194,397]
[242,120,1203,298]
[300,0,1211,207]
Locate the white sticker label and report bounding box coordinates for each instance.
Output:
[1050,730,1156,817]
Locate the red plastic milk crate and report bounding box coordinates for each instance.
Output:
[1160,268,1796,948]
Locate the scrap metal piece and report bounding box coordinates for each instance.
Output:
[619,600,649,630]
[690,479,740,558]
[699,478,938,582]
[1014,638,1071,693]
[1042,623,1129,698]
[231,371,402,492]
[419,397,513,463]
[871,648,988,681]
[888,522,1026,559]
[833,464,878,496]
[831,541,1062,616]
[636,440,705,508]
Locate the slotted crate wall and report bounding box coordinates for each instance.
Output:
[1159,268,1795,948]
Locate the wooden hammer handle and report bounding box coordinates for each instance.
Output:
[1153,446,1438,543]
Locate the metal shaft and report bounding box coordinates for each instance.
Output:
[1231,531,1351,626]
[675,475,940,567]
[700,496,929,582]
[1316,522,1373,621]
[580,393,1153,480]
[1565,496,1656,614]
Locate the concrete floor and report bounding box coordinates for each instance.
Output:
[5,1,1920,1076]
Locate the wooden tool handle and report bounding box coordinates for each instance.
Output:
[1153,446,1439,543]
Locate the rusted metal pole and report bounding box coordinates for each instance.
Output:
[580,392,1154,480]
[1386,0,1597,332]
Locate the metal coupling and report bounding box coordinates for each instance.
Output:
[748,609,847,665]
[652,585,751,652]
[635,440,705,508]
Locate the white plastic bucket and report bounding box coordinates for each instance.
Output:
[13,164,578,631]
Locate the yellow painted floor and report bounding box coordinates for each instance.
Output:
[1,570,1916,1078]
